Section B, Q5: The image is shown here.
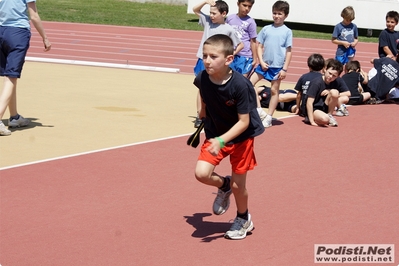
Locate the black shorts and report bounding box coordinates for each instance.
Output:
[347,95,364,105]
[314,103,329,113]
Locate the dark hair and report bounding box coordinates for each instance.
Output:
[215,0,229,15]
[386,10,399,23]
[272,1,289,15]
[326,59,344,75]
[307,53,325,71]
[238,0,255,4]
[204,34,234,56]
[345,60,361,72]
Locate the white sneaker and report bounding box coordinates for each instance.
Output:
[328,114,338,127]
[224,213,254,240]
[262,114,272,128]
[8,115,30,128]
[257,108,267,121]
[212,176,232,215]
[0,122,11,136]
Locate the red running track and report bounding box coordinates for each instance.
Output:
[28,22,378,83]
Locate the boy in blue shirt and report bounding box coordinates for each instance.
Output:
[332,6,358,66]
[0,0,51,136]
[249,1,292,128]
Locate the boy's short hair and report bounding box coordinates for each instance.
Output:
[238,0,255,4]
[345,60,361,72]
[272,1,289,15]
[386,10,399,23]
[307,53,325,71]
[326,59,344,75]
[215,0,229,15]
[204,34,234,56]
[341,6,355,21]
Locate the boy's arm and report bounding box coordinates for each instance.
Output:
[277,47,292,80]
[234,42,244,55]
[382,46,395,59]
[250,38,258,67]
[306,97,318,126]
[332,38,350,48]
[257,42,268,69]
[198,94,206,119]
[295,91,302,114]
[207,113,250,156]
[27,2,51,51]
[193,0,215,16]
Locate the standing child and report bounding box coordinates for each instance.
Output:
[0,0,51,136]
[226,0,258,77]
[341,60,371,105]
[192,0,243,128]
[193,34,264,240]
[249,0,292,128]
[305,59,348,127]
[378,11,399,59]
[332,6,358,66]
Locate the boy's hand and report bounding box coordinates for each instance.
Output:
[206,138,221,156]
[260,62,269,71]
[43,38,51,52]
[206,0,216,6]
[278,70,286,80]
[321,89,329,97]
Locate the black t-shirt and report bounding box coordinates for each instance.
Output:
[367,57,399,100]
[294,71,322,115]
[342,71,364,97]
[378,29,399,58]
[306,76,349,109]
[194,70,264,144]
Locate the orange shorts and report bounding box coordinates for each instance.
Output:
[198,138,257,175]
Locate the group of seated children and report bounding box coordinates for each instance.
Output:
[258,52,399,127]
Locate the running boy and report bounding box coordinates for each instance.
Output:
[305,59,347,127]
[332,6,358,66]
[192,0,243,128]
[378,10,399,59]
[193,34,264,240]
[249,0,292,128]
[226,0,258,77]
[0,0,51,136]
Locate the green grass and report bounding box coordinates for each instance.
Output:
[37,0,379,42]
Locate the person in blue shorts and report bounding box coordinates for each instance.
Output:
[226,0,258,77]
[332,6,358,67]
[0,0,51,136]
[249,1,292,128]
[192,0,243,128]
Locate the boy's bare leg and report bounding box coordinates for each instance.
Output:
[279,92,297,102]
[326,89,339,114]
[0,77,18,119]
[313,110,330,126]
[194,160,224,187]
[230,172,248,214]
[267,80,281,116]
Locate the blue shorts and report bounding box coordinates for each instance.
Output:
[335,46,356,65]
[0,26,31,78]
[230,55,254,75]
[254,65,282,81]
[193,58,205,77]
